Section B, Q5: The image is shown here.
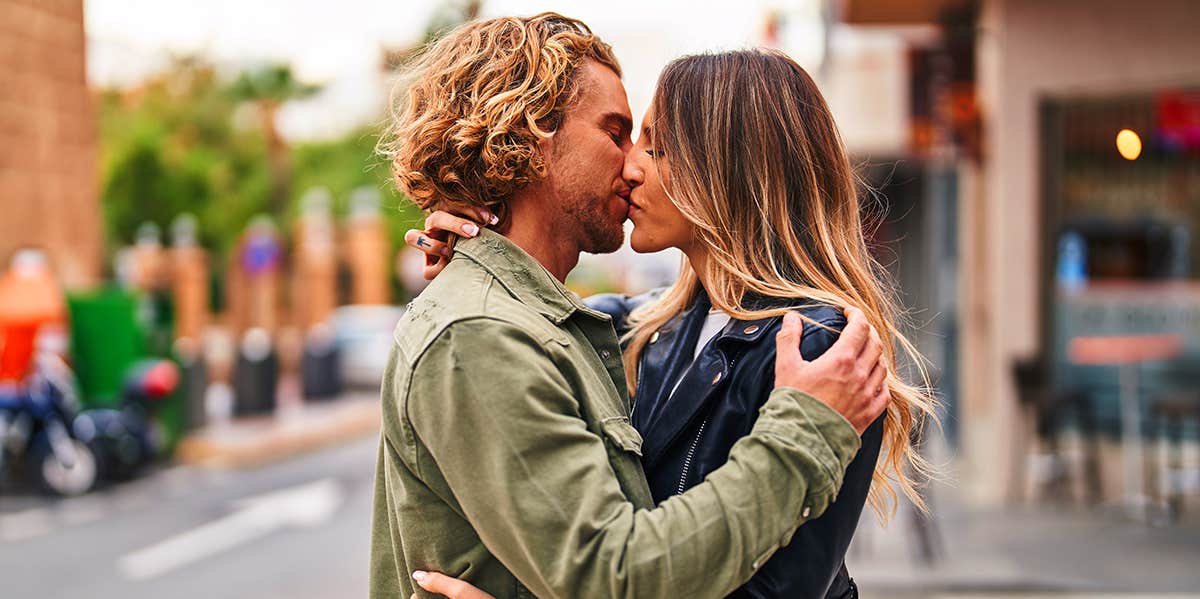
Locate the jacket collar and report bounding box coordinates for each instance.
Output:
[641,290,788,359]
[705,291,789,347]
[453,229,606,325]
[635,292,798,466]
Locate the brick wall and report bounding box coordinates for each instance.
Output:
[0,0,102,288]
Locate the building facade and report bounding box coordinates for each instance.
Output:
[0,0,102,288]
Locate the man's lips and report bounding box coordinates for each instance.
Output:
[624,191,643,214]
[615,189,633,218]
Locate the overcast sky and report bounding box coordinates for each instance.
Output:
[85,0,825,140]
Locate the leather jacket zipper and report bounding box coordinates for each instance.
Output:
[677,417,709,495]
[630,358,645,422]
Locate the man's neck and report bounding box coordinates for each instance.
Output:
[501,196,580,282]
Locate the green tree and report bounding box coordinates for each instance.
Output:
[290,127,425,299]
[228,64,322,217]
[98,57,425,300]
[98,57,272,257]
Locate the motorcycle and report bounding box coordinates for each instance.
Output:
[0,354,178,496]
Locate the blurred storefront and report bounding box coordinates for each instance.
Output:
[833,0,1200,505]
[1042,90,1199,420]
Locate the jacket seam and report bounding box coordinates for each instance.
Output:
[754,418,843,491]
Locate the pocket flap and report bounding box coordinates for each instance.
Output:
[600,418,644,456]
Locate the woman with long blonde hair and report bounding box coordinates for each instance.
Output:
[410,48,936,598]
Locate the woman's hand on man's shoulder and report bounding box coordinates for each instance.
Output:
[403,209,498,280]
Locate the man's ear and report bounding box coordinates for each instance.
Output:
[533,134,559,172]
[534,111,564,158]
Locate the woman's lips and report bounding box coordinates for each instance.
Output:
[626,195,643,213]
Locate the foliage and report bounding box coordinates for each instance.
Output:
[291,128,425,249]
[228,64,321,104]
[97,57,273,257]
[97,58,424,270]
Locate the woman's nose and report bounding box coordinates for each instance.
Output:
[623,150,644,186]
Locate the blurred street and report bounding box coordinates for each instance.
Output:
[4,424,1199,598]
[0,427,376,598]
[851,487,1200,597]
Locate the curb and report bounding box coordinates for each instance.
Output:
[175,393,381,468]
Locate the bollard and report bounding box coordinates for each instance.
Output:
[233,328,278,416]
[301,323,341,401]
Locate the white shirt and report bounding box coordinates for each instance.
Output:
[693,310,732,360]
[669,310,731,398]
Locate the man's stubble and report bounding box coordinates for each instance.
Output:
[561,191,625,255]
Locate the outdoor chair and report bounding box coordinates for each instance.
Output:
[1010,356,1103,504]
[1149,358,1200,521]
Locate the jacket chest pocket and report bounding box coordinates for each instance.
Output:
[598,416,657,507]
[599,416,644,482]
[600,417,643,456]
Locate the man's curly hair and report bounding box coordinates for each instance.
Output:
[380,13,621,226]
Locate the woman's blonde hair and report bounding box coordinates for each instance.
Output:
[624,49,939,521]
[379,13,620,227]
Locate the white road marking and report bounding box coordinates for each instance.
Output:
[117,478,343,581]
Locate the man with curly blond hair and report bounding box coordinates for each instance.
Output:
[381,12,629,262]
[370,13,882,599]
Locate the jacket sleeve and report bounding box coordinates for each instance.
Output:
[406,317,861,599]
[735,310,884,599]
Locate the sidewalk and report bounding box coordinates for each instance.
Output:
[848,482,1200,597]
[174,392,380,468]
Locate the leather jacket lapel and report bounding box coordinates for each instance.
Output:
[638,310,784,469]
[639,331,730,469]
[631,296,709,432]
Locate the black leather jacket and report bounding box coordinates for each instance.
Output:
[586,290,883,599]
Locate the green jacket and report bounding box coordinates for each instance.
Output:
[369,229,861,599]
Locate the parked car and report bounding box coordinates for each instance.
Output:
[330,305,404,389]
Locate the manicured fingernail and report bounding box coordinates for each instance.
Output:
[412,571,427,582]
[462,223,479,237]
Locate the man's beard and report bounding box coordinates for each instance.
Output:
[564,194,624,254]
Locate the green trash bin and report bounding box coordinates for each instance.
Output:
[67,290,143,408]
[66,289,185,452]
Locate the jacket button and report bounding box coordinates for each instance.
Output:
[650,331,660,344]
[743,325,759,334]
[802,506,811,518]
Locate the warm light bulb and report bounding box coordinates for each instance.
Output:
[1116,129,1142,160]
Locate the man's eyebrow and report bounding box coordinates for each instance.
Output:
[599,112,633,135]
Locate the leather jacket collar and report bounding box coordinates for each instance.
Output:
[633,291,789,468]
